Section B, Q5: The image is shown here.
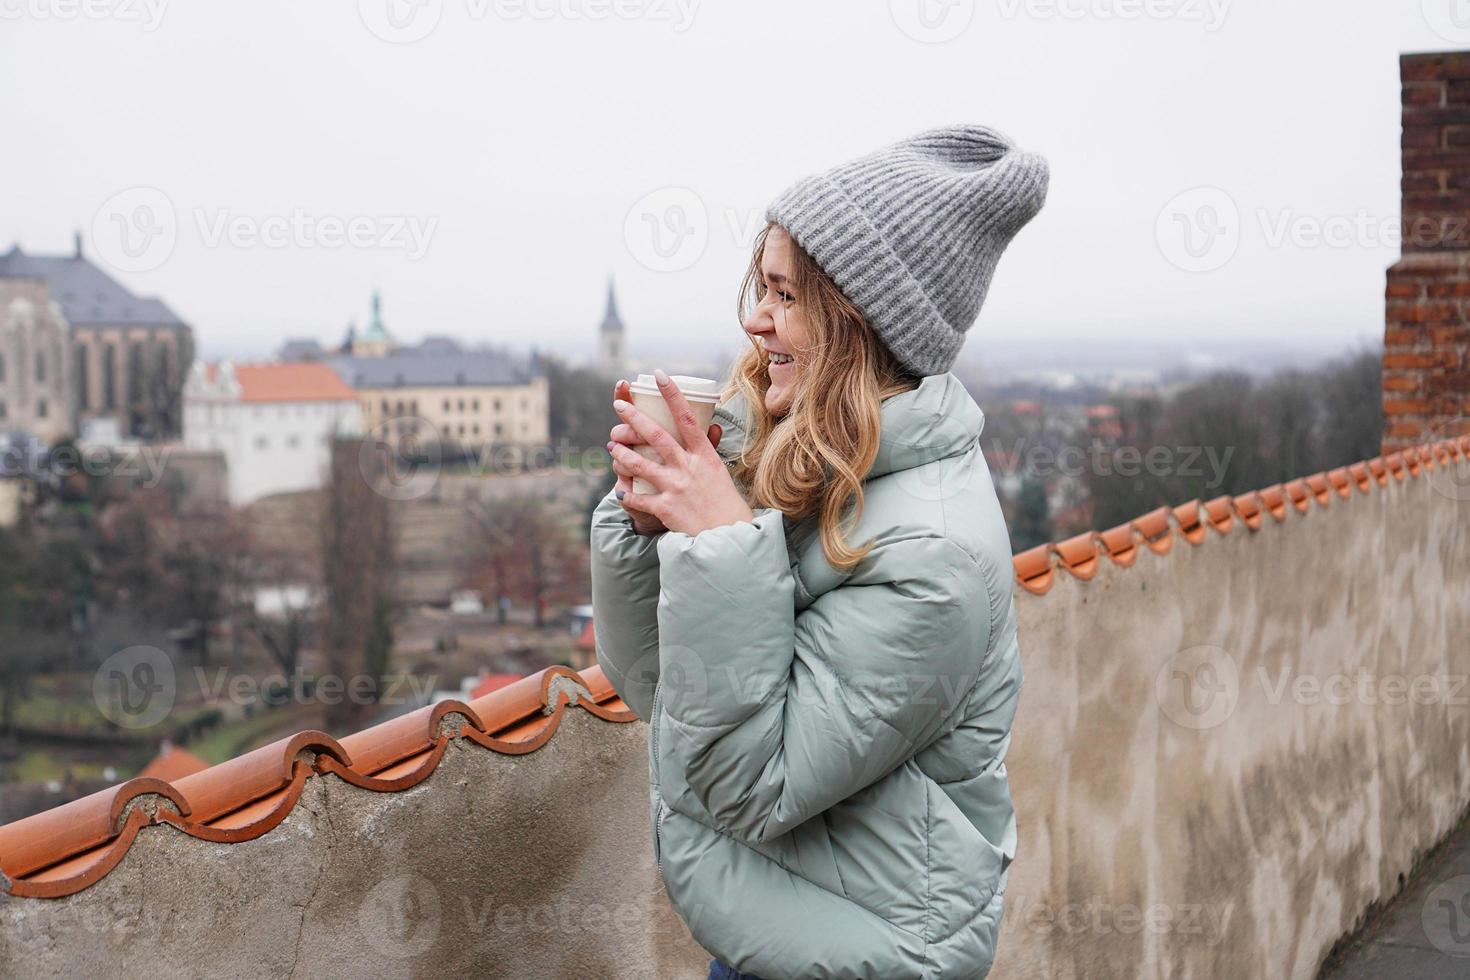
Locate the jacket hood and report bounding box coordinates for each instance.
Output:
[714,371,985,480]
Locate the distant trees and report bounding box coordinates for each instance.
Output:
[544,356,619,455]
[468,494,586,628]
[1086,351,1383,531]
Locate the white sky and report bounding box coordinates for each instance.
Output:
[2,0,1460,365]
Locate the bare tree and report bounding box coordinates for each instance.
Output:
[240,550,315,678]
[319,437,397,730]
[468,495,584,628]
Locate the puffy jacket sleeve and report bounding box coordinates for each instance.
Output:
[654,510,991,843]
[589,487,663,721]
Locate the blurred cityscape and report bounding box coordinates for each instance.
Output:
[0,233,1381,825]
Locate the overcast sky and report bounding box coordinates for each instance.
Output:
[2,0,1461,367]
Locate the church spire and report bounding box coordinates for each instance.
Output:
[600,278,624,334]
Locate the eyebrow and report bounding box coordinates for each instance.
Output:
[764,271,789,284]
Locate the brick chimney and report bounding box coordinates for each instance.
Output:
[1383,51,1470,452]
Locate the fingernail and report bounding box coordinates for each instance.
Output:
[615,489,626,501]
[613,399,630,412]
[606,441,615,451]
[654,368,670,385]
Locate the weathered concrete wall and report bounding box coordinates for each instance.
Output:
[994,463,1470,979]
[0,710,710,980]
[2,461,1465,979]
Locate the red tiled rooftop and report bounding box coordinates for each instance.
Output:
[233,362,356,403]
[136,743,209,783]
[468,672,522,700]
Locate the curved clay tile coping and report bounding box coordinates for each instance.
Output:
[0,665,634,899]
[2,436,1465,899]
[1001,435,1467,598]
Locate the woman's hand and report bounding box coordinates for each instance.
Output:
[608,377,725,536]
[607,370,755,537]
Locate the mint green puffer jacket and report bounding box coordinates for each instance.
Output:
[590,372,1022,980]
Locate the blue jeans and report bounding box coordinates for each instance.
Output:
[707,960,765,980]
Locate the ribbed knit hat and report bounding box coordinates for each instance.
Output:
[765,125,1049,377]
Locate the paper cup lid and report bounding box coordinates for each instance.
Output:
[630,374,722,403]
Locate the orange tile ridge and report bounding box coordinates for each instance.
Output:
[0,665,634,900]
[1,435,1464,899]
[1007,435,1467,598]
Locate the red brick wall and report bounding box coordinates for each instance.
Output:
[1384,51,1470,451]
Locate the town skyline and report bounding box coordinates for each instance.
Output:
[5,0,1454,365]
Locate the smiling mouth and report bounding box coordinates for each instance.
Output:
[767,351,794,366]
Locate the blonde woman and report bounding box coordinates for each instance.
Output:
[591,126,1048,980]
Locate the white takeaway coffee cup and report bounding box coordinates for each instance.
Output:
[625,373,722,495]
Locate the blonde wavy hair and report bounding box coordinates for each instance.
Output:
[725,223,921,571]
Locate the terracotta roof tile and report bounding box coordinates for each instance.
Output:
[1202,496,1235,535]
[233,362,357,403]
[1054,531,1101,580]
[1013,544,1054,595]
[1257,485,1288,522]
[1098,523,1139,568]
[469,672,522,701]
[1232,492,1264,531]
[137,743,209,783]
[0,665,633,899]
[1284,479,1312,513]
[2,435,1462,901]
[1172,500,1207,545]
[1132,506,1175,555]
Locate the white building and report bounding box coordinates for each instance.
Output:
[183,361,362,506]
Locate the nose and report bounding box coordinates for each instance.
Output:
[742,291,777,337]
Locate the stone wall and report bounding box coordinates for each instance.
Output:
[3,449,1464,979]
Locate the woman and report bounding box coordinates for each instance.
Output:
[590,125,1047,980]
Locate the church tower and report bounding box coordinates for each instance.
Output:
[598,278,626,375]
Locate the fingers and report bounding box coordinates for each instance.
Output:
[609,422,644,446]
[653,368,706,452]
[606,439,666,486]
[613,398,681,463]
[618,487,658,516]
[707,422,723,450]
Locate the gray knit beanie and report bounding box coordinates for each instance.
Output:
[765,124,1049,377]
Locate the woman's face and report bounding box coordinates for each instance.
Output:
[742,226,813,416]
